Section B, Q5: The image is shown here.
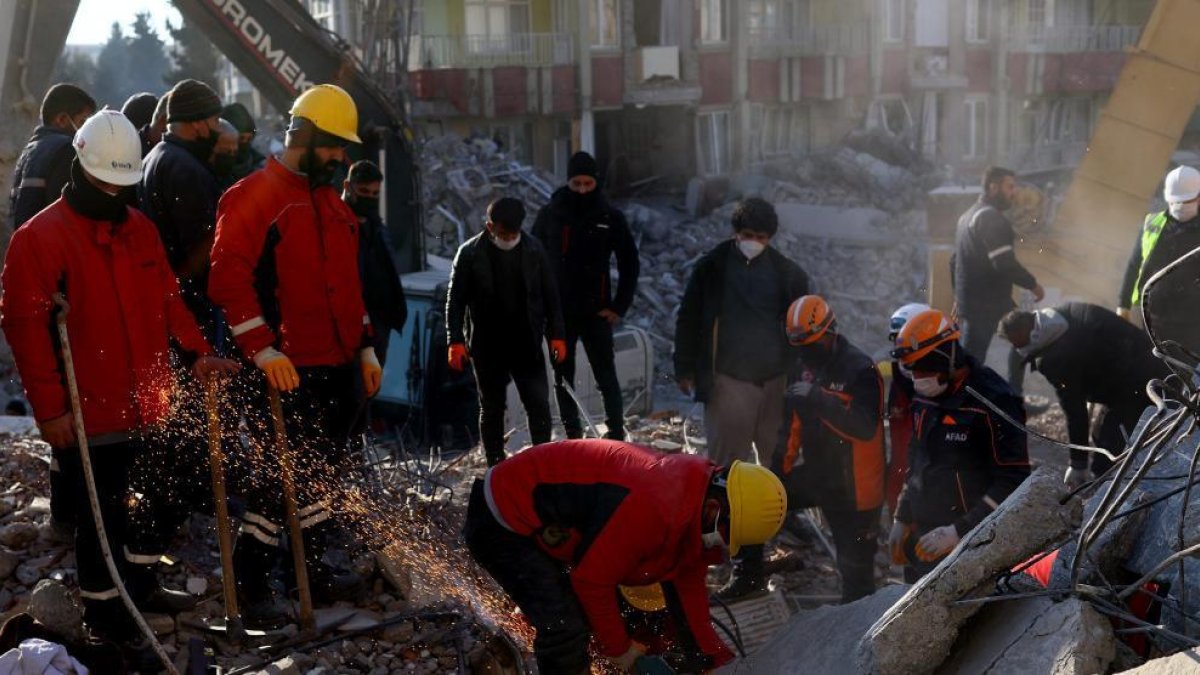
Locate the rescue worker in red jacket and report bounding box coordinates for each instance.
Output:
[465,440,787,673]
[208,84,383,628]
[0,111,238,644]
[886,302,929,514]
[888,309,1031,581]
[744,296,885,603]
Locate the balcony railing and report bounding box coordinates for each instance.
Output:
[748,23,870,57]
[1007,24,1140,53]
[409,32,576,70]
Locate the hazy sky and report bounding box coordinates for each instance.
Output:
[66,0,182,45]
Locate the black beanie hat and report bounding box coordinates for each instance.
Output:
[222,102,256,135]
[121,93,158,129]
[167,79,222,123]
[568,151,597,179]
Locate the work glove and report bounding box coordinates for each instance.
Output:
[611,642,647,672]
[550,339,568,364]
[915,525,960,562]
[1064,466,1092,491]
[888,521,913,565]
[448,343,469,372]
[254,347,300,392]
[192,355,241,380]
[786,379,814,398]
[360,347,382,398]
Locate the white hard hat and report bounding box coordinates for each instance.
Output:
[73,110,142,186]
[1164,165,1200,203]
[889,302,931,339]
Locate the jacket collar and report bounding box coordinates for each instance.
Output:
[266,155,310,191]
[61,199,127,245]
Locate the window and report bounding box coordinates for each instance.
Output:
[964,97,989,159]
[884,0,904,43]
[589,0,619,48]
[1027,0,1053,29]
[748,0,810,42]
[700,0,728,44]
[465,0,530,53]
[966,0,989,42]
[309,0,333,29]
[697,111,731,175]
[754,105,808,157]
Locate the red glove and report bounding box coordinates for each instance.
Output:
[550,339,568,364]
[448,343,469,372]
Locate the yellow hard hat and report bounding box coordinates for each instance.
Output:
[290,84,361,144]
[726,461,787,556]
[619,583,667,613]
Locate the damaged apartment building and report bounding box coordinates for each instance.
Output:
[305,0,1162,187]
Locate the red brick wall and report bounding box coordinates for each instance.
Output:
[800,56,825,99]
[1059,52,1125,92]
[492,66,527,117]
[748,58,780,103]
[552,65,577,114]
[412,69,471,114]
[966,49,993,93]
[699,51,733,105]
[1008,53,1029,96]
[845,56,869,98]
[880,48,909,94]
[592,56,624,107]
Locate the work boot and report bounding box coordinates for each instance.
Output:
[714,545,766,602]
[127,563,198,614]
[603,428,626,442]
[240,591,291,631]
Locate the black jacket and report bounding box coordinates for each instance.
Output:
[138,134,221,319]
[1119,211,1200,317]
[8,126,74,231]
[951,198,1038,316]
[896,353,1031,536]
[446,233,565,353]
[532,187,639,318]
[358,213,408,365]
[674,240,809,402]
[1027,302,1165,448]
[773,335,885,513]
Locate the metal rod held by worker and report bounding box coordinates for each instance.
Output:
[205,380,244,643]
[269,385,316,635]
[52,294,179,675]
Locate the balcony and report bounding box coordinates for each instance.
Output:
[748,23,870,58]
[409,33,575,70]
[1007,24,1140,54]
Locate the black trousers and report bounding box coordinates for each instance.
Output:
[961,308,1025,393]
[464,480,590,674]
[552,314,624,437]
[473,350,550,463]
[824,507,881,603]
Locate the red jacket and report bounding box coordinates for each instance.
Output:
[886,369,914,513]
[485,440,734,666]
[208,157,369,366]
[1,199,210,437]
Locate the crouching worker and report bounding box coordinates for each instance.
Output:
[888,309,1031,580]
[464,439,787,673]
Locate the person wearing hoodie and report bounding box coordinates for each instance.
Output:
[999,303,1167,489]
[532,152,639,441]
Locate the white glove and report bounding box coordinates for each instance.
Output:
[1064,466,1092,491]
[787,380,814,397]
[915,525,960,562]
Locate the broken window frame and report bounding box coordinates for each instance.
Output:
[589,0,621,49]
[696,109,731,176]
[700,0,729,45]
[964,96,989,160]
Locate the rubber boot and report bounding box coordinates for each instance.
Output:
[233,533,290,630]
[287,522,365,604]
[715,544,766,602]
[126,563,197,614]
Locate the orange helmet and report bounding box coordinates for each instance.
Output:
[892,309,961,367]
[786,295,836,345]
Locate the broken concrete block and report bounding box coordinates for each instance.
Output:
[727,585,907,673]
[935,597,1114,675]
[1118,647,1200,674]
[377,540,439,608]
[1049,490,1149,590]
[857,468,1082,675]
[28,579,85,643]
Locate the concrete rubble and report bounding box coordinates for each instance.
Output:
[1120,647,1200,674]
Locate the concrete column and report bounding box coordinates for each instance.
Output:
[578,0,595,153]
[732,0,751,171]
[943,0,967,172]
[993,0,1010,166]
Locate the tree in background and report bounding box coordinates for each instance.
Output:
[50,50,97,95]
[164,15,220,90]
[127,12,171,96]
[92,22,129,107]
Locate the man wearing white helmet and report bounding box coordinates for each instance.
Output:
[1119,165,1200,348]
[0,111,238,645]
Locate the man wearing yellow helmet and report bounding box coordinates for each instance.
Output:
[209,84,382,627]
[464,439,786,673]
[888,309,1031,580]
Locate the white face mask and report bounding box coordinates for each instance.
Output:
[913,376,948,398]
[1170,201,1199,222]
[491,232,521,251]
[737,239,766,260]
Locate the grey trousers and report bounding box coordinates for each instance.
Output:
[704,373,786,468]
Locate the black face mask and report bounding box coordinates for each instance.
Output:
[213,153,236,180]
[63,158,130,223]
[236,142,252,163]
[350,196,379,219]
[177,128,220,164]
[567,187,599,212]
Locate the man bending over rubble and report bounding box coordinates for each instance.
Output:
[889,309,1031,580]
[464,439,787,673]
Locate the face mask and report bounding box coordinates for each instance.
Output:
[213,153,236,179]
[237,142,252,161]
[351,196,380,219]
[182,126,221,164]
[567,187,599,211]
[737,239,766,260]
[913,376,948,398]
[492,233,521,251]
[63,157,129,223]
[1170,201,1199,222]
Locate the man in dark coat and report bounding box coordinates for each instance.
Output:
[343,160,407,366]
[8,83,96,230]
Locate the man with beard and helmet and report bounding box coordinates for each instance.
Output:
[2,110,239,653]
[885,302,928,514]
[209,83,383,628]
[888,309,1031,581]
[952,166,1044,392]
[343,160,407,367]
[532,151,639,441]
